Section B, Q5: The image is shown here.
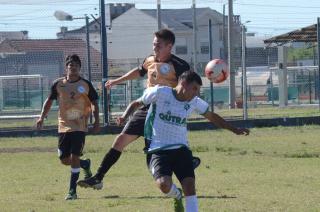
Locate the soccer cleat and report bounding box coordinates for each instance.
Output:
[77,176,103,190]
[173,188,184,212]
[83,158,92,179]
[65,190,77,200]
[192,156,201,170]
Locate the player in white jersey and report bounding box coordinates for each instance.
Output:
[142,85,208,152]
[117,71,249,212]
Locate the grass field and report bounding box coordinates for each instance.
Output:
[1,126,320,211]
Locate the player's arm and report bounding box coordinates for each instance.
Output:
[116,100,143,126]
[202,111,249,135]
[105,67,141,89]
[36,98,53,130]
[36,80,58,130]
[116,86,158,126]
[91,100,100,133]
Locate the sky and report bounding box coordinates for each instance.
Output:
[0,0,319,39]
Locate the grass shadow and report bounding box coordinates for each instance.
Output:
[102,195,236,199]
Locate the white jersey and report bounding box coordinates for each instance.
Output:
[138,85,209,152]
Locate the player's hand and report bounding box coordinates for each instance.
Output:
[36,118,44,130]
[234,128,250,135]
[91,122,100,134]
[105,79,116,90]
[116,117,126,126]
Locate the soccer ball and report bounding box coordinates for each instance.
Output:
[204,59,229,83]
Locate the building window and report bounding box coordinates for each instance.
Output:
[220,48,224,58]
[219,26,223,41]
[176,46,187,54]
[200,42,209,54]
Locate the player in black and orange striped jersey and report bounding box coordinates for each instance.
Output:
[77,29,201,191]
[36,54,100,200]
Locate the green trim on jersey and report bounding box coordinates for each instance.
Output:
[144,103,157,140]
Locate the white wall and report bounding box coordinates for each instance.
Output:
[108,8,157,59]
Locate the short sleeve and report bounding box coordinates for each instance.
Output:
[138,57,148,77]
[138,86,159,105]
[194,97,209,115]
[48,80,59,100]
[87,81,98,102]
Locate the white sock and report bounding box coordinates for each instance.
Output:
[185,195,198,212]
[166,184,182,199]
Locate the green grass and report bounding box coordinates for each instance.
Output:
[1,126,320,211]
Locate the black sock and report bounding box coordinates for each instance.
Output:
[69,168,80,193]
[95,148,121,181]
[80,159,89,169]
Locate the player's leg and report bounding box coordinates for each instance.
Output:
[95,107,147,180]
[147,151,184,212]
[174,147,198,212]
[59,132,90,175]
[181,178,197,212]
[77,109,146,189]
[77,133,139,189]
[64,131,86,200]
[58,132,77,200]
[65,154,80,200]
[95,133,139,180]
[75,132,92,179]
[58,132,72,165]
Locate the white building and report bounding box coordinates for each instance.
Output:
[57,4,242,74]
[0,31,28,42]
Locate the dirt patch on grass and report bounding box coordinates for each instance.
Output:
[0,147,55,153]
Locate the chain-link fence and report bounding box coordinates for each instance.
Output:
[0,2,319,130]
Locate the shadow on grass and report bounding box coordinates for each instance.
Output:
[102,195,236,199]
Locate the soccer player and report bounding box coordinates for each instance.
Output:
[36,54,100,200]
[78,28,200,189]
[116,71,249,212]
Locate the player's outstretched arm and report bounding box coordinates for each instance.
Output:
[116,100,143,126]
[105,67,141,90]
[202,111,249,135]
[36,98,53,130]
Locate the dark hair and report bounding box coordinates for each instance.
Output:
[179,71,202,86]
[154,29,175,45]
[65,54,81,67]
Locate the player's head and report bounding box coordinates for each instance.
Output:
[153,29,175,59]
[178,71,202,101]
[65,54,81,77]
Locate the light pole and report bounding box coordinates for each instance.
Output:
[192,0,197,73]
[222,3,227,60]
[241,21,250,120]
[54,11,92,83]
[157,0,161,30]
[227,0,236,109]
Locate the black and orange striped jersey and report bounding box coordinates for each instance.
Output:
[139,54,190,88]
[49,77,98,133]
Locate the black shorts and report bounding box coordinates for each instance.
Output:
[122,105,149,136]
[146,146,195,183]
[58,131,86,159]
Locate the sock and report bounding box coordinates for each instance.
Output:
[95,148,121,181]
[69,167,80,193]
[80,159,89,169]
[166,184,182,199]
[185,195,198,212]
